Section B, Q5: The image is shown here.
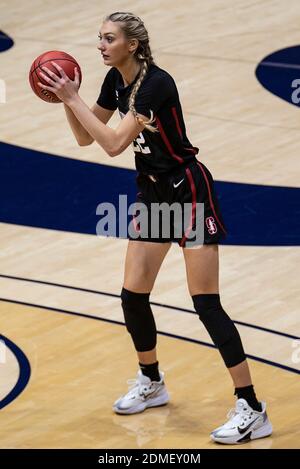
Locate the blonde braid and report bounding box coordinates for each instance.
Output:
[105,12,158,133]
[128,59,157,132]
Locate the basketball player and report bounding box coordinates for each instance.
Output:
[37,12,272,444]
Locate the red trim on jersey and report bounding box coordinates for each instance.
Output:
[171,106,183,138]
[156,116,184,163]
[180,167,197,247]
[171,107,199,155]
[184,147,198,154]
[197,162,227,234]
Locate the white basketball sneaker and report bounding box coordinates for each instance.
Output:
[211,398,272,444]
[113,370,169,415]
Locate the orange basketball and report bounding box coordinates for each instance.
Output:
[29,50,82,103]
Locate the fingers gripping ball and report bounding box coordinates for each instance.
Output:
[29,50,82,103]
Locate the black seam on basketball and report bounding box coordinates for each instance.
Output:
[33,67,44,95]
[33,66,57,102]
[35,55,60,102]
[30,57,79,76]
[30,55,80,102]
[29,56,43,93]
[30,68,40,97]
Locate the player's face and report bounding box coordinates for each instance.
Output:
[98,21,137,66]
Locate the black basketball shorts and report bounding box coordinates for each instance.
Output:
[129,159,227,247]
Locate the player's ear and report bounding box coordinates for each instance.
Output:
[128,39,138,54]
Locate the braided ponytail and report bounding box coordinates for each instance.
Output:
[105,12,158,133]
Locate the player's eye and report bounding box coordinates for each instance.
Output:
[98,35,113,43]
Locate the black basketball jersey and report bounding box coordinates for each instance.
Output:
[97,63,199,175]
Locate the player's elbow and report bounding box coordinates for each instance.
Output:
[107,140,130,157]
[107,150,119,157]
[105,131,128,156]
[106,145,122,157]
[77,137,94,146]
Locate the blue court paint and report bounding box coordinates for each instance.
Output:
[0,31,14,52]
[256,45,300,107]
[0,334,31,410]
[0,142,299,245]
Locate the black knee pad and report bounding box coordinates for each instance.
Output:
[192,293,245,368]
[121,287,157,352]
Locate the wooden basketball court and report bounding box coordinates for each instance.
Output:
[0,0,299,449]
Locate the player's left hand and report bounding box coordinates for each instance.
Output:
[37,61,80,104]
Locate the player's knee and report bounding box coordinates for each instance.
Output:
[192,294,231,344]
[120,287,157,351]
[121,287,151,314]
[192,293,245,367]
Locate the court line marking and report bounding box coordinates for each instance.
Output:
[0,274,298,341]
[1,297,299,377]
[0,333,31,410]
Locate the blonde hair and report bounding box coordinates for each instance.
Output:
[104,12,158,132]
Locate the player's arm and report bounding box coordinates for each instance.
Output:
[64,103,114,146]
[67,95,145,157]
[38,62,145,156]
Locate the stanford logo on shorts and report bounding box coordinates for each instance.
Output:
[206,216,218,235]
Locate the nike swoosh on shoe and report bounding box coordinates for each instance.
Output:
[139,388,160,400]
[238,416,261,434]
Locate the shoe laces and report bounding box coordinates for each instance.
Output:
[126,377,153,397]
[226,405,254,427]
[127,378,139,390]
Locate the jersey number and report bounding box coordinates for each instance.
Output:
[132,133,151,155]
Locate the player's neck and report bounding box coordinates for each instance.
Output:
[118,59,141,88]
